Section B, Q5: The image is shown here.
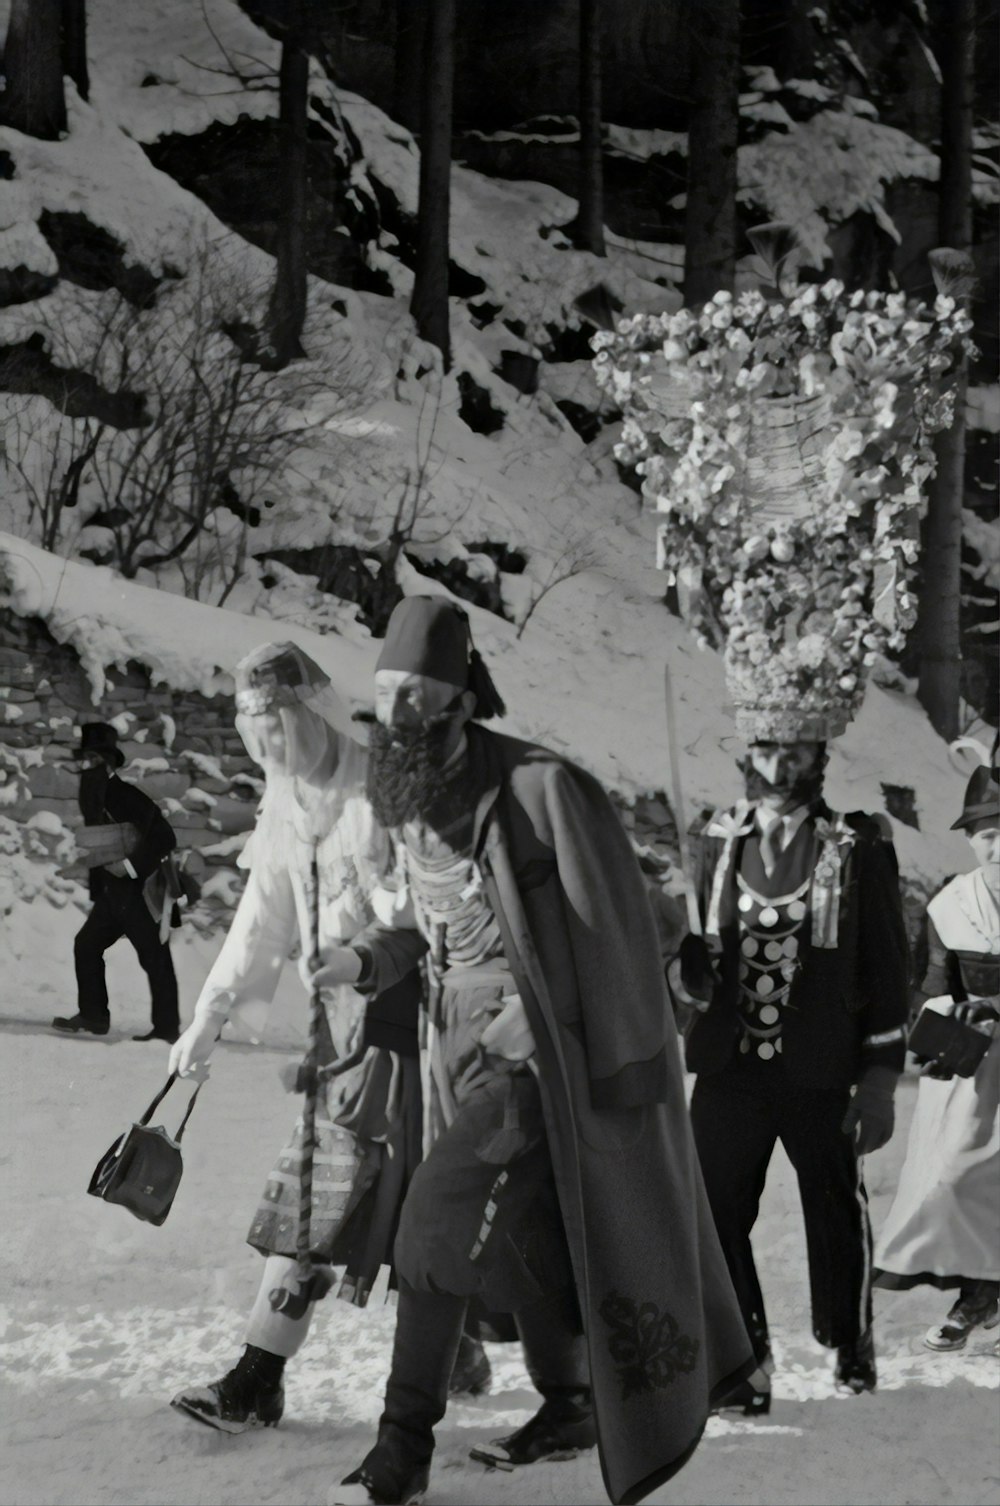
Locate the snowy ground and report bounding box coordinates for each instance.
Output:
[1,900,997,1506]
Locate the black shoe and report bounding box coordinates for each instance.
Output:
[924,1296,1000,1352]
[470,1393,596,1469]
[835,1328,877,1394]
[448,1332,492,1397]
[132,1029,179,1044]
[171,1346,285,1434]
[52,1014,109,1036]
[330,1461,429,1505]
[710,1375,772,1417]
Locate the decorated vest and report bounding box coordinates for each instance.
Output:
[400,807,504,973]
[735,824,814,1060]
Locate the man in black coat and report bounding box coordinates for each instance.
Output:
[52,722,180,1042]
[672,738,910,1411]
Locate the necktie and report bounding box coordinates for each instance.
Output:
[759,815,784,877]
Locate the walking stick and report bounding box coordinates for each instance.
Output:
[664,658,703,938]
[269,844,334,1316]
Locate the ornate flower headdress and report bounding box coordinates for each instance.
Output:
[593,240,974,742]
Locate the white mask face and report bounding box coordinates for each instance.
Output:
[237,705,332,780]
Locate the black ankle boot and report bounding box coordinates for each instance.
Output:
[332,1456,430,1505]
[710,1374,772,1417]
[470,1390,596,1469]
[171,1344,285,1433]
[834,1328,877,1395]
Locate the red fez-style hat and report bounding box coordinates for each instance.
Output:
[375,596,506,719]
[376,596,472,687]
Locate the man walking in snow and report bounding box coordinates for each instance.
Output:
[52,721,180,1043]
[310,596,753,1506]
[672,732,910,1411]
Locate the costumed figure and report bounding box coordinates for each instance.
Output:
[53,721,180,1043]
[309,596,754,1506]
[594,248,972,1412]
[166,642,444,1434]
[874,753,1000,1354]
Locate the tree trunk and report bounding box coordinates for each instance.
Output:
[917,0,975,742]
[683,0,740,307]
[61,0,89,102]
[393,0,424,133]
[267,34,310,367]
[0,0,66,138]
[410,0,455,369]
[573,0,605,255]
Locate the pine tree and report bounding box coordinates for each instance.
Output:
[266,4,310,367]
[61,0,89,102]
[410,0,456,368]
[684,0,741,306]
[0,0,67,139]
[917,0,976,741]
[572,0,606,255]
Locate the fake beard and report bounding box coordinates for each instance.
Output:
[79,765,111,822]
[740,758,826,811]
[366,716,476,830]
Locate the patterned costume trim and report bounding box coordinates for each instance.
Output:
[599,1291,699,1401]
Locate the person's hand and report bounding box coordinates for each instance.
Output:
[297,945,363,994]
[841,1067,897,1155]
[480,994,535,1062]
[168,1016,219,1080]
[954,998,1000,1027]
[279,1058,307,1093]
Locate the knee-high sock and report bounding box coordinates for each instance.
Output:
[245,1255,316,1359]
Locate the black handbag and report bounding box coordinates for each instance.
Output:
[87,1075,204,1226]
[908,1004,992,1080]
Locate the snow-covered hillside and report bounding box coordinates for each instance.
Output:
[0,0,987,896]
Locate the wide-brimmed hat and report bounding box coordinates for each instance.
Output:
[950,765,1000,831]
[74,722,125,768]
[234,641,331,716]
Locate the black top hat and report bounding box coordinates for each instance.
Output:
[950,765,1000,830]
[74,722,125,769]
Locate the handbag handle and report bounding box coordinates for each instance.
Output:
[138,1074,206,1145]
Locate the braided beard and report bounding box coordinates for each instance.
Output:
[366,716,479,830]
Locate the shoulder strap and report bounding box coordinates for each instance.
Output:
[137,1074,206,1143]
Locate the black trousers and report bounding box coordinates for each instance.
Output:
[74,878,179,1035]
[690,1053,873,1363]
[370,1069,585,1477]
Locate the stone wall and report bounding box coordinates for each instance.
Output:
[0,608,261,921]
[0,605,690,939]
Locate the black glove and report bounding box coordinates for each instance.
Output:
[841,1067,897,1155]
[677,933,720,1005]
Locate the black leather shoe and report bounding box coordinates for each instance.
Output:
[470,1393,596,1469]
[710,1376,772,1416]
[330,1461,429,1505]
[132,1029,179,1044]
[52,1014,109,1036]
[171,1347,285,1434]
[835,1328,877,1394]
